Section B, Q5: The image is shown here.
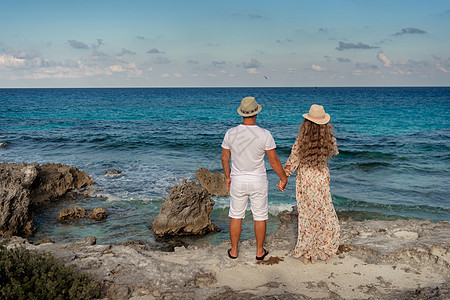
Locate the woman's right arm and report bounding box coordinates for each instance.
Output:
[284,136,301,176]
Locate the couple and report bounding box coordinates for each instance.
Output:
[221,97,340,264]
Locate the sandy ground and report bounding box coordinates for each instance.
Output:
[5,216,449,299]
[156,242,448,299]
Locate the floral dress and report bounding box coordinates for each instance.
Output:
[284,136,340,261]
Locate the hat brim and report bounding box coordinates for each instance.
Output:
[237,104,262,117]
[302,113,330,125]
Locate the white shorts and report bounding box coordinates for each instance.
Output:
[229,177,268,221]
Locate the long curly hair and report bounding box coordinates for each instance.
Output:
[296,119,335,168]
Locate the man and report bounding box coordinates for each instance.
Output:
[221,96,288,260]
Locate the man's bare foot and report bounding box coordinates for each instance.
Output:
[300,256,309,265]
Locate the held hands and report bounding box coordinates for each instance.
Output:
[277,178,287,193]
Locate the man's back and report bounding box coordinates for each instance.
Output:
[221,124,275,178]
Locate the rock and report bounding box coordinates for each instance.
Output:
[0,162,38,235]
[0,142,7,148]
[34,238,55,245]
[195,168,229,196]
[89,207,109,220]
[104,169,122,174]
[152,179,220,237]
[393,230,419,240]
[30,163,95,206]
[0,162,95,235]
[56,206,88,222]
[3,215,450,300]
[85,236,97,245]
[82,189,103,198]
[56,207,108,222]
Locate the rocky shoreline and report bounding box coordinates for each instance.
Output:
[5,210,449,299]
[1,162,449,299]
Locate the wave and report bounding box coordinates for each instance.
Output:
[332,195,450,222]
[335,161,393,171]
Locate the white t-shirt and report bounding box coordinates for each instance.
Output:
[221,124,276,179]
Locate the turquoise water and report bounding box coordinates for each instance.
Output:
[0,87,449,248]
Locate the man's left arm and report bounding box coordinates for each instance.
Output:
[265,149,288,192]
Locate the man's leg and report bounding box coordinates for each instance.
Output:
[249,179,269,257]
[229,218,242,257]
[254,220,266,257]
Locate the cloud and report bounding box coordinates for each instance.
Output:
[312,64,327,71]
[355,63,378,70]
[337,57,351,63]
[3,48,41,60]
[276,38,294,43]
[119,48,136,56]
[208,43,220,47]
[0,47,145,80]
[212,60,226,67]
[67,40,89,49]
[246,68,259,74]
[377,50,392,67]
[433,9,450,17]
[91,50,108,61]
[137,36,145,40]
[432,55,450,73]
[152,55,170,64]
[393,27,427,36]
[243,58,262,69]
[107,62,143,77]
[186,59,199,64]
[318,28,329,34]
[432,55,450,65]
[97,39,104,46]
[232,13,270,20]
[336,41,378,51]
[109,65,125,72]
[0,54,26,68]
[0,49,48,69]
[147,48,164,54]
[248,14,269,20]
[436,64,449,73]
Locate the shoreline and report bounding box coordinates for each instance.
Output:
[5,210,449,299]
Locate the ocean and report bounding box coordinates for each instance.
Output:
[0,87,449,249]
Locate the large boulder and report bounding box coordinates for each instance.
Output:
[0,162,95,236]
[195,168,229,196]
[0,163,38,235]
[152,179,220,237]
[30,163,94,206]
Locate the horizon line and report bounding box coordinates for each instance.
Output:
[1,85,449,89]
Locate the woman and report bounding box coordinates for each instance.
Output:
[281,104,340,264]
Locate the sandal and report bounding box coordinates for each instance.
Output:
[256,248,269,260]
[228,249,238,259]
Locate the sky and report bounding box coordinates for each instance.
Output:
[0,0,449,88]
